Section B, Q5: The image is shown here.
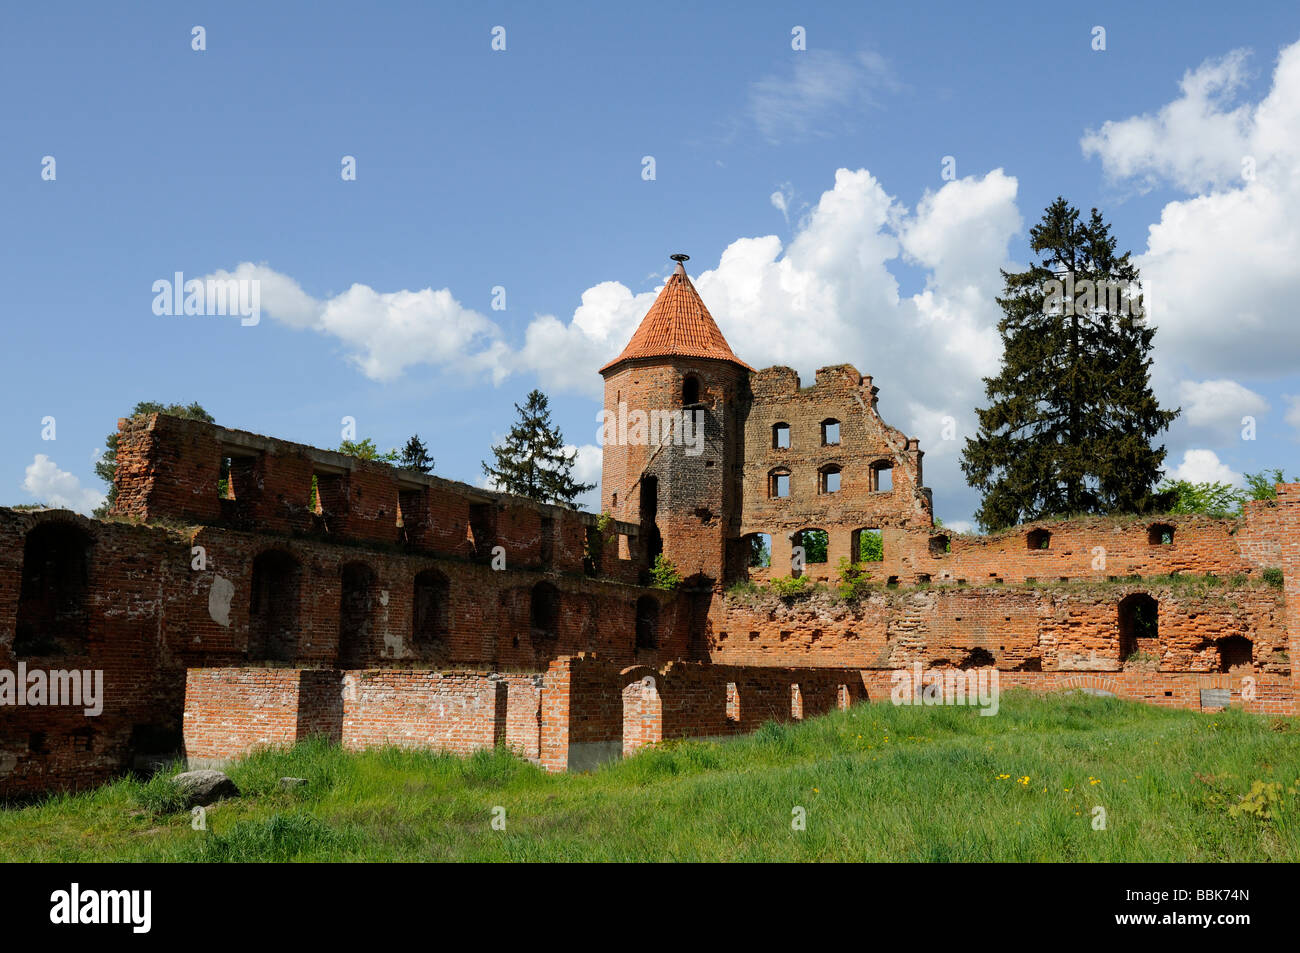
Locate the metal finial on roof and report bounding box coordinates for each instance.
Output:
[670,253,690,264]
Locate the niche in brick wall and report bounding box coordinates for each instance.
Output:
[338,562,376,666]
[15,522,93,657]
[249,550,302,661]
[1217,635,1252,673]
[1027,528,1051,550]
[412,569,450,651]
[583,525,602,577]
[635,596,659,650]
[530,581,560,641]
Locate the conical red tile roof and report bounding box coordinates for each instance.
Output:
[600,260,753,374]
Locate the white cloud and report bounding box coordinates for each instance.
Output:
[568,443,603,512]
[1081,49,1255,193]
[747,50,899,143]
[204,263,507,383]
[22,455,105,515]
[1081,39,1300,378]
[1176,378,1268,436]
[1163,448,1242,486]
[1284,394,1300,434]
[212,165,1023,522]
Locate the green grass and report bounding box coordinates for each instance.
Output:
[3,691,1299,861]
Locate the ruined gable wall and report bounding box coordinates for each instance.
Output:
[739,364,931,582]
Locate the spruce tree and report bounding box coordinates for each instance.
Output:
[398,434,435,473]
[482,390,595,506]
[960,198,1179,532]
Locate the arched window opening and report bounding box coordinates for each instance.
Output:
[1118,593,1158,662]
[819,464,841,494]
[851,527,883,563]
[793,528,829,567]
[869,460,893,492]
[682,375,700,406]
[769,468,791,499]
[744,533,772,568]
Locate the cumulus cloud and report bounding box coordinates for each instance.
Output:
[1163,448,1243,486]
[211,165,1024,522]
[1082,39,1300,378]
[1284,395,1300,435]
[22,455,105,514]
[1176,378,1268,438]
[203,263,507,383]
[1081,49,1255,193]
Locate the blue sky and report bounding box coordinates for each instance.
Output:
[4,1,1300,529]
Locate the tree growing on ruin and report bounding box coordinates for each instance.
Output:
[93,400,215,517]
[482,389,595,507]
[337,438,398,463]
[399,434,435,473]
[961,198,1179,531]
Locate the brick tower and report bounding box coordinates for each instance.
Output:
[599,255,752,590]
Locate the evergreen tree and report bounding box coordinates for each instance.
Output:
[398,434,435,473]
[482,390,595,506]
[960,198,1179,531]
[94,401,214,517]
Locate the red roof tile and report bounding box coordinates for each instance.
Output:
[600,261,753,373]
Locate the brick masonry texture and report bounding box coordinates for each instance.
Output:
[2,266,1300,793]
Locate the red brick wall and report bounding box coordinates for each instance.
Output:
[539,653,865,771]
[184,667,545,764]
[707,583,1289,676]
[741,364,931,581]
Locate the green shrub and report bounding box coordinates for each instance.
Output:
[836,558,873,600]
[650,554,681,590]
[1262,567,1284,589]
[769,575,813,598]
